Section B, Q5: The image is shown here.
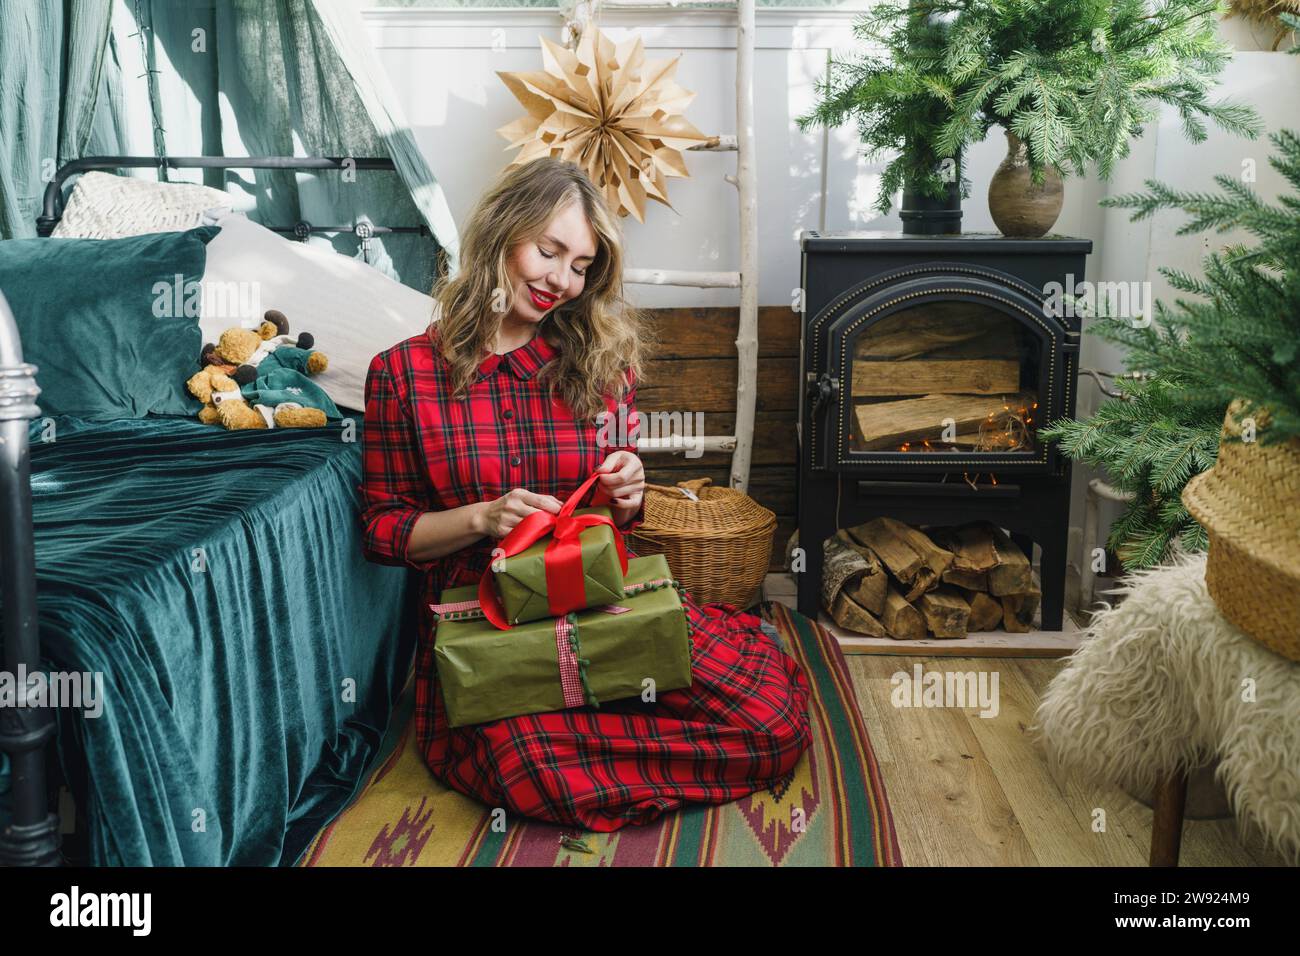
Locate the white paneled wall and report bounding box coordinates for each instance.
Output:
[365,7,858,309]
[366,6,1099,310]
[364,9,1294,311]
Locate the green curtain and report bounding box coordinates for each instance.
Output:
[113,0,459,287]
[0,0,124,239]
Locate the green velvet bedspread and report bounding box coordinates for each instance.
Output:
[23,415,413,866]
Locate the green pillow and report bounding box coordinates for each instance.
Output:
[0,226,219,420]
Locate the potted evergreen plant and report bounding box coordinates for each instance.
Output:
[798,0,1261,236]
[797,3,966,234]
[1100,125,1300,660]
[1043,123,1300,661]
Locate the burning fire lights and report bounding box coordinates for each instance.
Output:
[895,400,1040,453]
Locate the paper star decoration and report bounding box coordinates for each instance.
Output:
[496,27,712,222]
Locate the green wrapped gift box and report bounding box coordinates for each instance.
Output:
[493,505,626,625]
[434,554,692,728]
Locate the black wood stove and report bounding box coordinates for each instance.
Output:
[796,231,1092,630]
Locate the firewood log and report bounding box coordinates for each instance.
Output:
[949,523,1000,571]
[821,531,888,615]
[967,591,1004,631]
[826,530,887,614]
[846,516,953,602]
[881,586,927,641]
[917,586,971,639]
[825,588,888,638]
[846,518,920,584]
[854,392,1034,449]
[942,567,988,590]
[1001,576,1042,633]
[852,357,1020,398]
[931,523,999,589]
[855,307,1012,360]
[894,521,956,597]
[988,528,1033,596]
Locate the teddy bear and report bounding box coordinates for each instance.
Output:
[185,367,328,430]
[186,309,336,430]
[199,308,328,385]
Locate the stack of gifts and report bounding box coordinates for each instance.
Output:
[431,472,694,728]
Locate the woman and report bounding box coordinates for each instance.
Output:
[359,157,811,832]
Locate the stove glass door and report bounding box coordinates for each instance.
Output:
[845,299,1043,457]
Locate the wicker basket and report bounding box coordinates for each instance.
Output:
[1182,401,1300,662]
[627,477,776,608]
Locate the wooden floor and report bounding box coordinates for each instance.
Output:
[755,572,1286,864]
[844,655,1287,866]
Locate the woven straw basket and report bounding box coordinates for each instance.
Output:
[627,477,776,608]
[1182,401,1300,662]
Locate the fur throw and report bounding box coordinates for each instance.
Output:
[1034,551,1300,862]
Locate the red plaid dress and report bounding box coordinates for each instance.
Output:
[358,326,811,831]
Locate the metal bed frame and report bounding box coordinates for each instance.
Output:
[0,155,436,866]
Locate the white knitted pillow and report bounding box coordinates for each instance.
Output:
[51,171,233,239]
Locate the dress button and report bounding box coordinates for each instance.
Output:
[510,455,522,467]
[502,408,514,420]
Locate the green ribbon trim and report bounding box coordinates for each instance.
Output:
[440,609,482,622]
[671,579,696,655]
[620,577,676,598]
[565,612,600,709]
[437,576,681,623]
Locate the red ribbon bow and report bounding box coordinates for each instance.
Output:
[477,470,630,630]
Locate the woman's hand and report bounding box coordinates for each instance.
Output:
[596,451,645,522]
[475,487,563,539]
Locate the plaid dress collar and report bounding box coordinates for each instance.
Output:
[477,330,557,380]
[427,322,557,380]
[480,332,556,382]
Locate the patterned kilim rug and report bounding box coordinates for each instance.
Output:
[297,601,902,866]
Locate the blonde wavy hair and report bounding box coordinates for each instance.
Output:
[428,157,650,421]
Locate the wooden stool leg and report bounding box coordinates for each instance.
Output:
[1149,769,1189,867]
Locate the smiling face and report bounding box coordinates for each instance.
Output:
[503,200,598,327]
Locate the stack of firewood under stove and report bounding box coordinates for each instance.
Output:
[821,518,1041,639]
